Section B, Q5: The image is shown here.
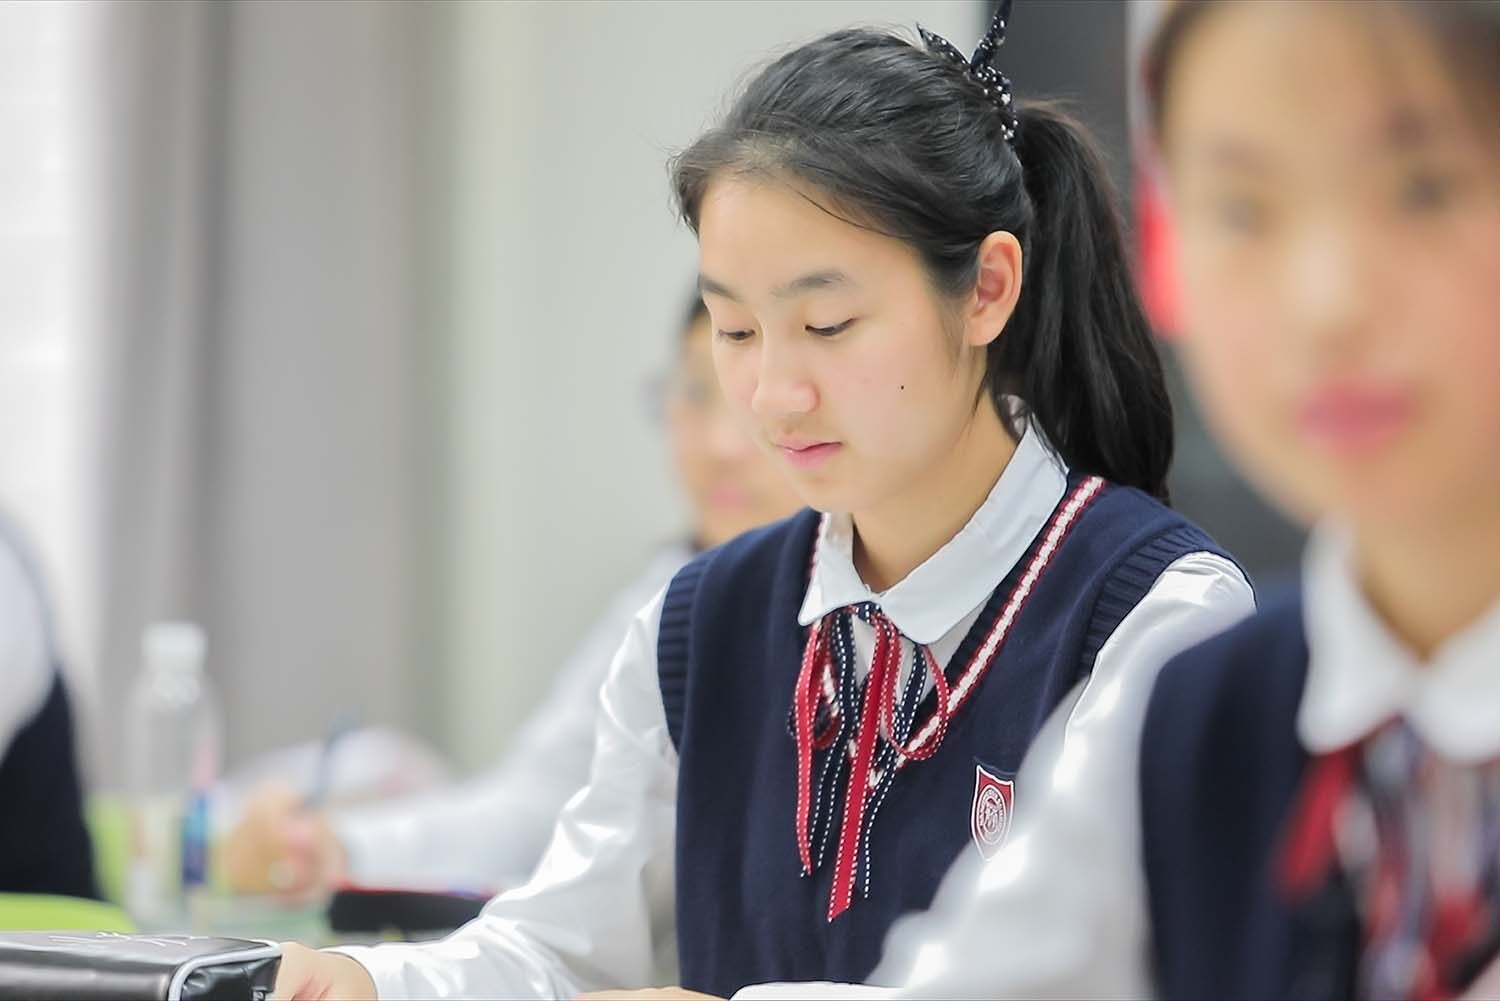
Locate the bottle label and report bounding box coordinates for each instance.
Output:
[127,795,182,927]
[181,791,210,888]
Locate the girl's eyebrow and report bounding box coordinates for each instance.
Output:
[698,269,854,304]
[697,274,740,302]
[771,269,853,299]
[1183,136,1275,176]
[1382,106,1462,151]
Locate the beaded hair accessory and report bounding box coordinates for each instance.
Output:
[918,0,1018,143]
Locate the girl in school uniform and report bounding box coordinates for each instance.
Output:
[875,2,1500,998]
[275,4,1252,998]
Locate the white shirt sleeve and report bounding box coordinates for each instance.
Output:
[332,586,681,999]
[720,553,1254,1001]
[333,551,1251,1001]
[0,531,52,762]
[866,551,1255,1000]
[331,546,688,891]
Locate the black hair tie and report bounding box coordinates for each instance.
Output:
[918,0,1017,144]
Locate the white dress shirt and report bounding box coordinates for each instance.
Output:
[332,543,693,892]
[334,426,1254,1000]
[877,524,1500,999]
[1297,527,1500,764]
[0,524,52,764]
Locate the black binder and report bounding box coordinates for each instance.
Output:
[0,931,280,1000]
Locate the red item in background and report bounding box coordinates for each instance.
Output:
[1136,165,1183,339]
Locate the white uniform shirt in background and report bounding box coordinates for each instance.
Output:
[334,427,1255,1000]
[332,543,693,892]
[874,525,1500,999]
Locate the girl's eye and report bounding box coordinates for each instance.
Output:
[806,319,855,337]
[1213,195,1268,236]
[1398,169,1458,215]
[717,328,755,343]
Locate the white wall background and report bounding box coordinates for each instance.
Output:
[436,0,980,770]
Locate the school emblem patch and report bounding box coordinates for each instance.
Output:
[970,764,1014,860]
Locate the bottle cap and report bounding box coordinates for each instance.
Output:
[142,622,206,675]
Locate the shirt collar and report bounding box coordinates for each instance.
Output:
[1298,524,1500,763]
[796,416,1068,646]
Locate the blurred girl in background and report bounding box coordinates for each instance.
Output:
[876,3,1500,997]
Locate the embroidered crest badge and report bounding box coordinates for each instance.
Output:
[971,763,1014,860]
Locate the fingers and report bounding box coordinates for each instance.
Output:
[224,782,337,896]
[274,943,377,1001]
[272,942,322,1001]
[224,784,292,893]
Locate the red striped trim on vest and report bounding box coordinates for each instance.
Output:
[793,474,1107,921]
[896,474,1105,769]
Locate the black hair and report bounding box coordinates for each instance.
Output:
[670,27,1174,501]
[1146,1,1500,142]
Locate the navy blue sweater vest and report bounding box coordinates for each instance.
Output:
[0,673,97,898]
[0,521,97,899]
[1140,589,1359,1000]
[658,479,1238,997]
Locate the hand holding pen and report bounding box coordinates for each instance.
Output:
[222,714,356,897]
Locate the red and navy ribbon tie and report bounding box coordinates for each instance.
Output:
[790,475,1106,921]
[1277,727,1500,999]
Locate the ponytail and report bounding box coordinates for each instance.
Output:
[998,101,1174,500]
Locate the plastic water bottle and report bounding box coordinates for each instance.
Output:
[125,622,222,929]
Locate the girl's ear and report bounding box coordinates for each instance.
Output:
[964,231,1023,349]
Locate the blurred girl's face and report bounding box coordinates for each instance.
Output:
[1161,2,1500,533]
[665,315,802,548]
[696,177,992,516]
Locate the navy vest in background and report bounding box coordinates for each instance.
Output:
[0,520,98,899]
[1140,590,1359,1000]
[0,674,98,899]
[658,479,1238,998]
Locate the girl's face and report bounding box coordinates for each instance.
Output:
[696,177,990,516]
[665,315,803,548]
[1162,2,1500,532]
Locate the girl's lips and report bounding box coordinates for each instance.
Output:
[777,440,843,470]
[1297,383,1416,457]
